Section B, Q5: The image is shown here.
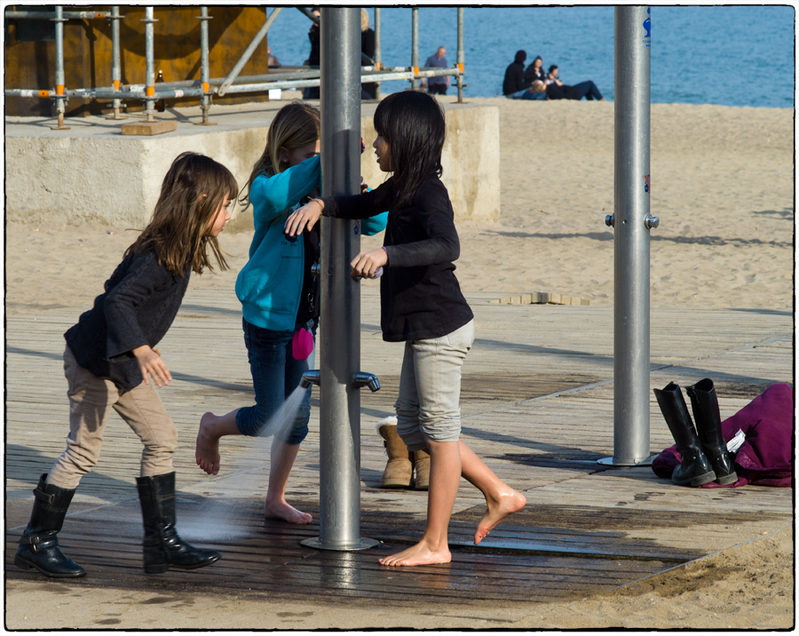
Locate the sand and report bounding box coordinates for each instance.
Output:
[6,100,793,315]
[4,98,794,628]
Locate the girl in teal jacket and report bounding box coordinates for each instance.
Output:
[196,102,386,524]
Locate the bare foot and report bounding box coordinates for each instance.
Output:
[474,488,526,545]
[195,412,221,475]
[379,541,451,567]
[265,499,312,524]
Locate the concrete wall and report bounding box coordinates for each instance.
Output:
[5,102,500,227]
[360,103,501,223]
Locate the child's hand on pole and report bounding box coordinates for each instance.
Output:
[350,248,387,279]
[284,199,323,237]
[132,344,172,387]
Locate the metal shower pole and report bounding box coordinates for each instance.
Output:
[300,6,378,552]
[600,6,658,467]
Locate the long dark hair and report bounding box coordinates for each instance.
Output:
[125,152,237,276]
[374,91,445,209]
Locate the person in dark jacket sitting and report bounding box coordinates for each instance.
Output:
[502,50,530,98]
[545,65,604,101]
[524,56,546,85]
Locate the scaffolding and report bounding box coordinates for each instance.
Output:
[4,6,466,128]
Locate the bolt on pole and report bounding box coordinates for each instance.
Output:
[600,6,657,467]
[300,7,378,552]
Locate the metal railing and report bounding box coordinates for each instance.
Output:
[5,6,466,128]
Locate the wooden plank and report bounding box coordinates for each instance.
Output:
[5,296,792,608]
[120,120,177,136]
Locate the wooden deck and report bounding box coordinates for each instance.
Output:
[5,286,793,625]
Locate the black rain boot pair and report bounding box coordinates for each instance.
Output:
[136,472,221,574]
[654,379,738,487]
[14,474,86,578]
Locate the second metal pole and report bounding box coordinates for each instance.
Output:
[600,6,655,466]
[302,6,377,552]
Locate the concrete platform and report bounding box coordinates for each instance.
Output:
[4,95,500,226]
[4,286,793,629]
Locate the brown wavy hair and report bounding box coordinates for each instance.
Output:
[125,152,238,276]
[239,101,320,208]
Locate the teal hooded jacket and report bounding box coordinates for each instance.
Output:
[236,154,388,331]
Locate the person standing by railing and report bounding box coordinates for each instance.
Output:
[421,46,450,96]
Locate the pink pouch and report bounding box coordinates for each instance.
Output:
[292,327,314,361]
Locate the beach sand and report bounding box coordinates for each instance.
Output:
[4,98,794,628]
[6,100,793,314]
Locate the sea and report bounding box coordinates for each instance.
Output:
[264,5,794,109]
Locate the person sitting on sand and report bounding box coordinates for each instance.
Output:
[518,80,548,101]
[284,91,526,567]
[502,50,531,99]
[524,55,546,85]
[545,65,604,101]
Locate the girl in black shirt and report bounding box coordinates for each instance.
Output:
[15,153,234,578]
[285,91,526,567]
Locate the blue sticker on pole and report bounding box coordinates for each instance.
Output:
[644,175,650,193]
[643,8,651,48]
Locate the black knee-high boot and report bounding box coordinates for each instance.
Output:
[136,472,220,574]
[686,378,738,486]
[14,474,87,578]
[653,382,716,487]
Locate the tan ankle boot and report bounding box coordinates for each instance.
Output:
[377,420,412,488]
[413,449,430,490]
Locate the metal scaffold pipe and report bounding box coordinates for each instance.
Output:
[51,6,68,130]
[300,6,378,553]
[196,6,214,125]
[374,8,382,99]
[6,7,467,125]
[142,7,156,121]
[217,7,282,97]
[108,6,123,118]
[7,10,110,19]
[600,6,657,467]
[411,8,419,91]
[457,7,465,103]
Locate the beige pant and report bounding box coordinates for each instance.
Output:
[47,346,178,490]
[395,320,475,452]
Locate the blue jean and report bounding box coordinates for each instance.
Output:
[236,318,316,444]
[505,89,529,99]
[573,80,603,100]
[521,91,547,101]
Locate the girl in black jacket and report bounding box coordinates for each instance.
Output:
[15,152,235,578]
[285,91,526,567]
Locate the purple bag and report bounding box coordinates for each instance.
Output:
[292,327,314,361]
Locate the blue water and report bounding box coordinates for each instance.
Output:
[265,6,794,109]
